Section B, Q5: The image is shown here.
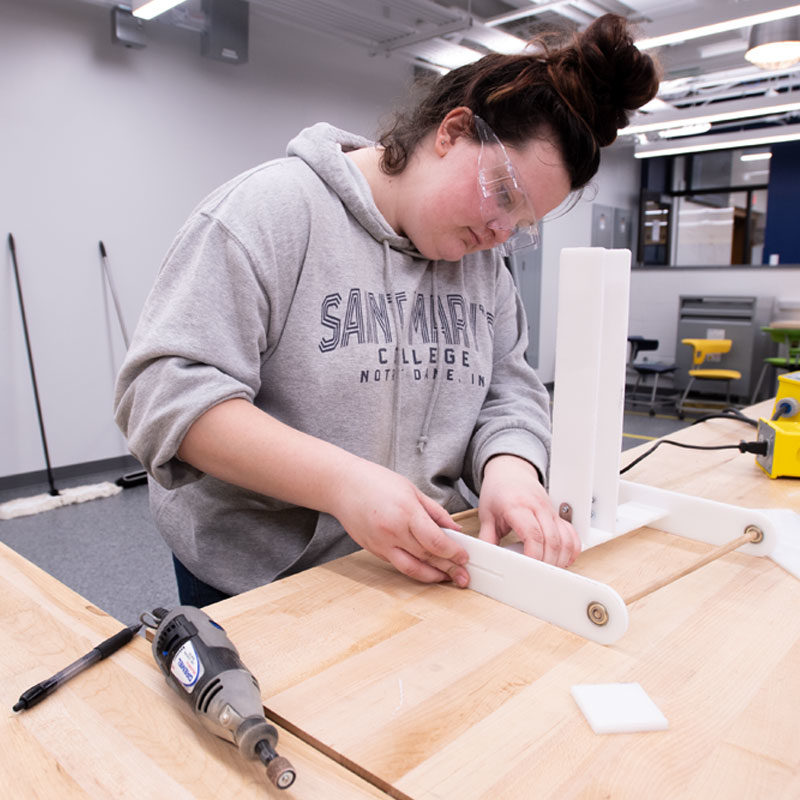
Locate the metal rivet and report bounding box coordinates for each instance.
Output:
[744,525,763,543]
[587,602,609,626]
[559,503,572,522]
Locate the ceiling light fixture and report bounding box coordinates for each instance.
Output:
[658,123,712,139]
[484,0,574,28]
[462,26,527,55]
[622,93,800,136]
[635,4,800,50]
[639,97,673,113]
[745,18,800,69]
[410,40,483,70]
[740,151,773,161]
[634,124,800,158]
[132,0,188,21]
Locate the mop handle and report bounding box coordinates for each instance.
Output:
[7,233,58,496]
[98,241,130,350]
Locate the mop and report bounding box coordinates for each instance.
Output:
[0,233,121,520]
[99,240,147,490]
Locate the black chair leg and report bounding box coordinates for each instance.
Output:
[648,373,659,416]
[677,377,694,419]
[751,362,769,404]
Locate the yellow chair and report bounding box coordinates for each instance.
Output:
[676,338,742,419]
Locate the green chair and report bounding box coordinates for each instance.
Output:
[751,322,800,403]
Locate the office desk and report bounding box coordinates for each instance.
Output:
[0,542,389,798]
[212,400,800,800]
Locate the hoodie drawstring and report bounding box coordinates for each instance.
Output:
[383,242,444,461]
[416,261,444,454]
[384,240,403,471]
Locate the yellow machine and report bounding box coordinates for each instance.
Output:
[756,371,800,479]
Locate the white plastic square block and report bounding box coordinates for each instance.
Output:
[571,682,668,734]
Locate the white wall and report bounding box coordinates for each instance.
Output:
[628,268,800,364]
[0,0,411,478]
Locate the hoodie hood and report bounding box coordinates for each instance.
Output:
[287,123,423,259]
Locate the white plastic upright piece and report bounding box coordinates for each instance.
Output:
[591,252,630,532]
[549,248,630,544]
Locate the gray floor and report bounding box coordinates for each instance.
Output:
[0,404,694,626]
[0,467,178,625]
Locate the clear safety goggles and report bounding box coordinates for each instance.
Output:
[474,115,540,254]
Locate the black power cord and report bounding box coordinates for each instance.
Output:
[620,439,768,476]
[688,408,758,428]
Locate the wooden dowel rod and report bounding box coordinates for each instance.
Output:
[623,529,759,606]
[451,508,479,523]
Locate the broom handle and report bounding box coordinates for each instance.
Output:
[8,233,58,496]
[98,241,130,350]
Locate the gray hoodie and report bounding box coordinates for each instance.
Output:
[114,123,552,594]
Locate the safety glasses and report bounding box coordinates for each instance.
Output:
[474,115,540,254]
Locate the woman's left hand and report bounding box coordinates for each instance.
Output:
[477,454,581,569]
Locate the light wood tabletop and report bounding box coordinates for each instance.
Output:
[0,541,390,799]
[210,400,800,800]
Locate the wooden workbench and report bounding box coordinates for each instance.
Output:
[0,541,390,798]
[2,401,798,798]
[210,401,800,800]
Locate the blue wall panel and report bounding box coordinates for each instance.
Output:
[763,140,800,264]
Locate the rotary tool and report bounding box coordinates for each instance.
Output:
[147,605,296,790]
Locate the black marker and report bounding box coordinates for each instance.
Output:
[13,622,142,712]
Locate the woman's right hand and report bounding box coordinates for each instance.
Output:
[329,459,470,588]
[177,399,469,586]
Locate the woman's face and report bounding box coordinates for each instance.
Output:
[399,132,572,262]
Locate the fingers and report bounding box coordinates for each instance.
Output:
[479,455,581,570]
[362,490,470,587]
[416,490,463,532]
[476,515,500,546]
[409,497,469,565]
[388,547,452,584]
[504,506,581,569]
[386,544,469,587]
[334,463,472,587]
[560,518,583,564]
[405,506,470,587]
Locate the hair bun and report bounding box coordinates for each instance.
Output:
[376,12,659,187]
[546,14,659,147]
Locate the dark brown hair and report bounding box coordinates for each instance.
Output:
[378,13,659,190]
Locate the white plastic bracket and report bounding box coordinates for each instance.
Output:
[446,247,792,646]
[444,528,628,645]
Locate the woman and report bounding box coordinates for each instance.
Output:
[115,13,658,606]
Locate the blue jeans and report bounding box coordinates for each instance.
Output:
[172,555,232,607]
